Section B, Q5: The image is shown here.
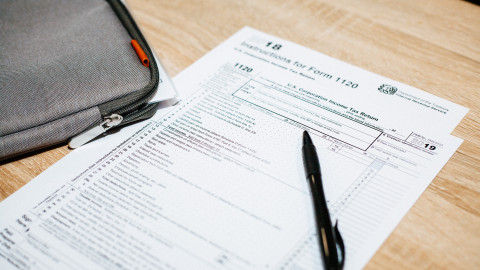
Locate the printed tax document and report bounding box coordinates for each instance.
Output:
[0,27,468,270]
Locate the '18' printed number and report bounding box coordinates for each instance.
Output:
[266,42,282,50]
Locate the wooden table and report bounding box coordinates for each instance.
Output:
[1,0,479,268]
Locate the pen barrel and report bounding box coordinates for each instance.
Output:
[307,173,340,270]
[302,144,321,175]
[302,132,341,269]
[307,174,330,224]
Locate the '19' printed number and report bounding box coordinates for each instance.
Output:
[424,144,436,150]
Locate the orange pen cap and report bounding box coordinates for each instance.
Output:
[131,39,149,67]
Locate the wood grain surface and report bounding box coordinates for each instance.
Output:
[1,0,479,269]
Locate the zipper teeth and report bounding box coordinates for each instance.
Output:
[115,85,157,116]
[121,102,158,124]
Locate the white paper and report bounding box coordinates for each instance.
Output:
[0,27,467,270]
[150,54,179,103]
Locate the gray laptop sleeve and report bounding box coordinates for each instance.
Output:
[0,0,160,161]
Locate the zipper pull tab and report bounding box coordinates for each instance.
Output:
[68,114,123,149]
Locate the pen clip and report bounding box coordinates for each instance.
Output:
[334,220,346,269]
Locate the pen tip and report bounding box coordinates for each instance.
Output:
[303,130,312,145]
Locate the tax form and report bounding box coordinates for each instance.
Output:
[0,27,468,270]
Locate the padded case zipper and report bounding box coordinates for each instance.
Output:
[98,0,160,118]
[69,0,161,148]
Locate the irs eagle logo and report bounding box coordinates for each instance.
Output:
[378,84,398,95]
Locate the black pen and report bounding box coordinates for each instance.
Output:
[302,130,345,270]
